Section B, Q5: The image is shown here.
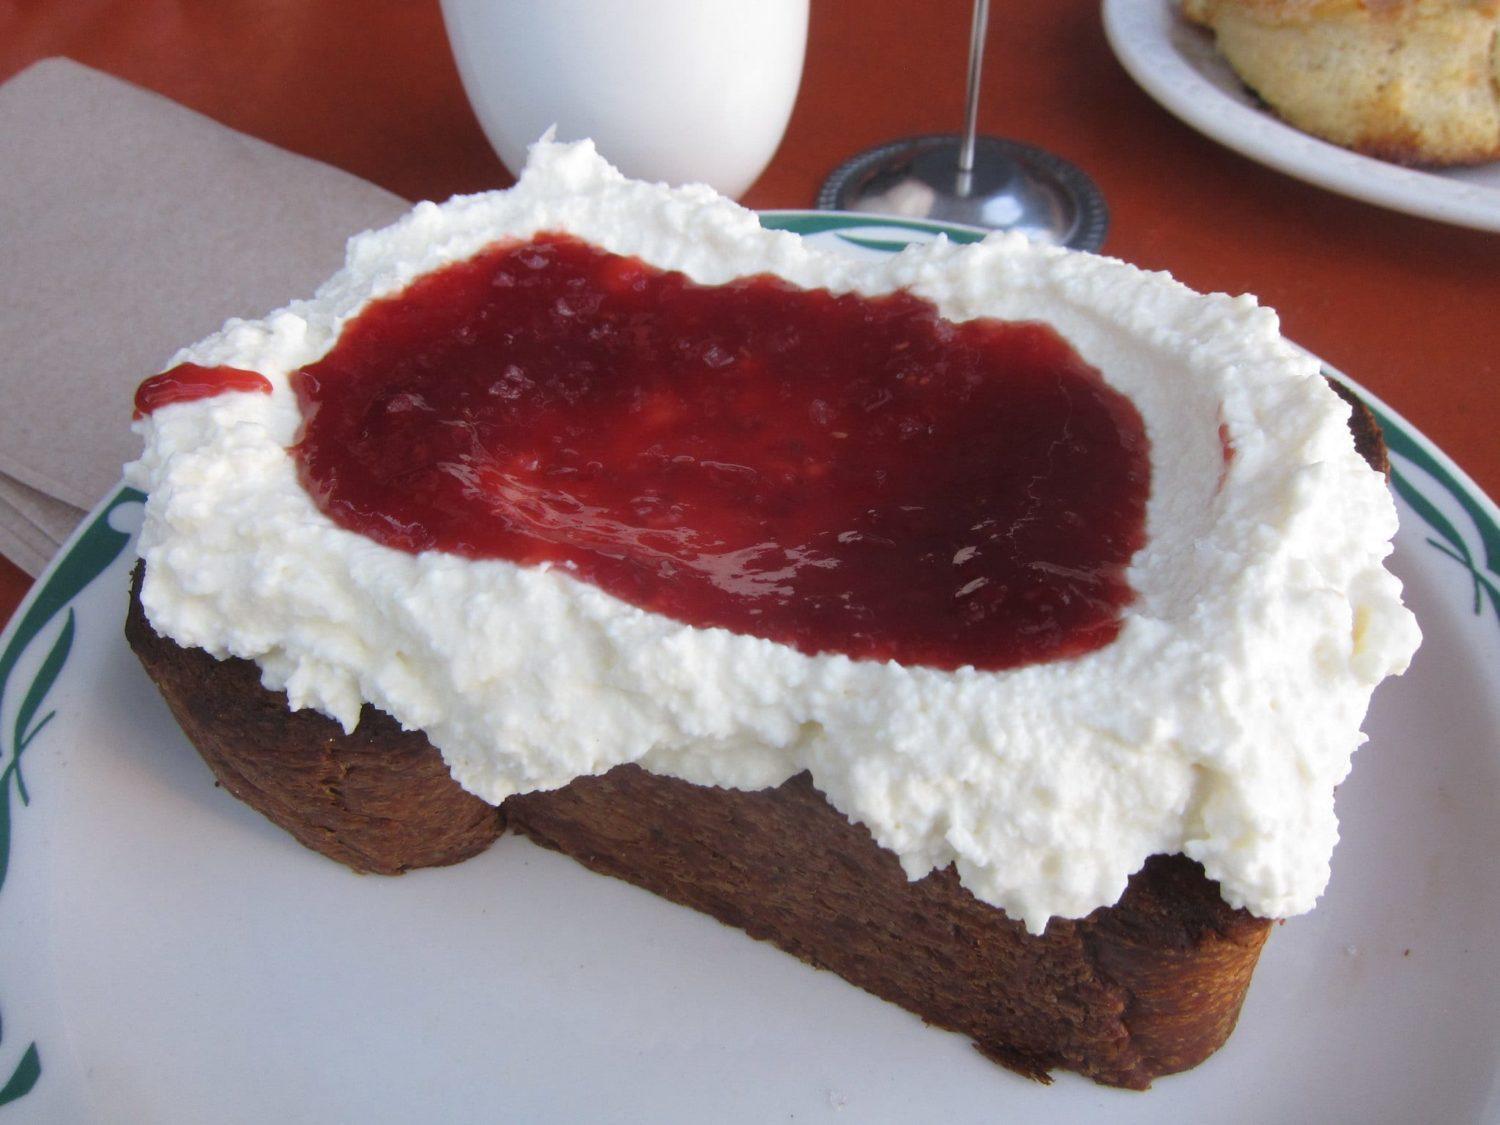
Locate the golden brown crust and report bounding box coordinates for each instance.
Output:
[1186,0,1499,22]
[1183,0,1500,166]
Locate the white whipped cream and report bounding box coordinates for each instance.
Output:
[127,140,1420,932]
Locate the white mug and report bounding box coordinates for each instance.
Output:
[440,0,809,199]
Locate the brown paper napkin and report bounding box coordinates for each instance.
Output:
[0,58,411,574]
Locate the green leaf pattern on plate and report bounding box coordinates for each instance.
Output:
[1364,398,1500,627]
[0,487,143,1105]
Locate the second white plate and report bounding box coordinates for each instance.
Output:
[1103,0,1500,232]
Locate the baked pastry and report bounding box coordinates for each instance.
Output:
[123,141,1419,1087]
[1183,0,1500,166]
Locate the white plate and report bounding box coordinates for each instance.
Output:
[2,214,1498,1122]
[1102,0,1500,232]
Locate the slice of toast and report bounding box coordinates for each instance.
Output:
[123,577,1267,1088]
[123,383,1387,1088]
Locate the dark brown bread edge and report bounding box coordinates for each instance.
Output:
[125,575,504,874]
[505,766,1270,1089]
[1328,379,1388,478]
[124,571,1267,1089]
[122,382,1386,1088]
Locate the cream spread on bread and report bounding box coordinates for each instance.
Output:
[126,140,1420,931]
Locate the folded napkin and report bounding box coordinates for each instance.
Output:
[0,59,411,575]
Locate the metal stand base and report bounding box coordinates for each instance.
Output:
[817,134,1109,252]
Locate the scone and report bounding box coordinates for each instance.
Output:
[123,141,1420,1087]
[1183,0,1500,165]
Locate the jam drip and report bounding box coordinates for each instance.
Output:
[134,363,272,419]
[292,234,1150,671]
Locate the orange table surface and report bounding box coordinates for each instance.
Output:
[2,0,1497,626]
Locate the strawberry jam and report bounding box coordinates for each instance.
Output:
[291,233,1150,671]
[134,363,271,419]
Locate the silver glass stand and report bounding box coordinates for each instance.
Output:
[817,0,1108,251]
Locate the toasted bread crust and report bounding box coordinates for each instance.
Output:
[507,767,1270,1088]
[126,573,504,874]
[127,570,1268,1087]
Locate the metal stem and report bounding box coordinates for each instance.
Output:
[815,0,1109,249]
[958,0,989,182]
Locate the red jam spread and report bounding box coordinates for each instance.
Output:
[134,363,272,419]
[288,233,1149,671]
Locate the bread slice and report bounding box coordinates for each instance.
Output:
[124,384,1387,1089]
[124,573,1268,1088]
[1183,0,1500,166]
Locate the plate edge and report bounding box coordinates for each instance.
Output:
[1100,0,1500,233]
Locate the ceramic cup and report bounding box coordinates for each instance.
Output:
[440,0,808,199]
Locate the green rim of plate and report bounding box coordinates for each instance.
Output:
[0,214,1494,1108]
[0,486,143,1104]
[760,209,989,253]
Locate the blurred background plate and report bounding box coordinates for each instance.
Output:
[1103,0,1500,232]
